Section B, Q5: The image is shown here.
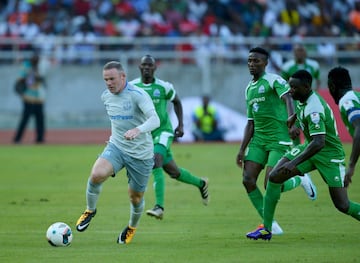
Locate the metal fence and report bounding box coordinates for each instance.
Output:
[1,36,360,130]
[0,36,359,63]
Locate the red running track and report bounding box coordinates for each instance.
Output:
[0,90,352,145]
[0,129,111,145]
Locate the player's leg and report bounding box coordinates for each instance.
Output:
[291,136,317,200]
[153,151,165,209]
[264,145,317,230]
[265,149,301,192]
[34,103,45,143]
[246,157,301,240]
[246,144,315,240]
[147,132,173,217]
[76,157,114,232]
[242,143,268,219]
[116,186,144,245]
[164,156,209,205]
[319,160,360,221]
[267,146,316,199]
[117,156,153,244]
[76,143,123,232]
[117,188,144,244]
[263,157,298,232]
[329,187,360,221]
[13,102,32,143]
[243,160,264,217]
[266,147,312,196]
[146,144,166,219]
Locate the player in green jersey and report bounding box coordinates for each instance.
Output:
[130,54,209,220]
[281,44,321,91]
[328,66,360,188]
[247,69,360,241]
[236,47,317,236]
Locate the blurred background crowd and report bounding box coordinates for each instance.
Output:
[1,0,360,142]
[0,0,359,64]
[1,0,359,39]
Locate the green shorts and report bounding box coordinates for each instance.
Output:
[244,139,290,168]
[284,144,346,187]
[153,131,174,165]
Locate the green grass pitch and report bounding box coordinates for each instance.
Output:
[1,143,359,263]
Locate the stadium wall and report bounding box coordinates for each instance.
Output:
[0,62,356,143]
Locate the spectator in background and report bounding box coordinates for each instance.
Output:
[188,0,208,23]
[192,95,224,142]
[281,44,321,90]
[271,13,291,38]
[13,53,46,144]
[263,40,284,74]
[280,0,300,29]
[73,16,97,64]
[331,0,353,36]
[349,0,360,33]
[116,9,141,38]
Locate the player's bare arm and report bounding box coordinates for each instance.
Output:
[345,118,360,186]
[282,134,325,175]
[236,120,254,168]
[172,94,184,137]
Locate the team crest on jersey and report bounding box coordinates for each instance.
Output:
[153,89,161,97]
[310,112,320,129]
[123,101,132,111]
[258,85,265,94]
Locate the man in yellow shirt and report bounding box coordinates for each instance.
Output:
[192,95,224,142]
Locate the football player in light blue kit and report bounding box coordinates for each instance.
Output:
[76,61,160,244]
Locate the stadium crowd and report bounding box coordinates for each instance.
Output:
[0,0,359,63]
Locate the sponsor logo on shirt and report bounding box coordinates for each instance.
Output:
[110,115,133,120]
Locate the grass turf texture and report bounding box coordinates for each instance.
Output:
[1,143,359,263]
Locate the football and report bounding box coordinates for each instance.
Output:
[46,222,73,247]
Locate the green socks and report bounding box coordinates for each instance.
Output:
[247,176,301,220]
[177,168,203,187]
[282,176,302,192]
[152,167,203,209]
[263,181,282,231]
[248,187,264,218]
[347,201,360,221]
[153,168,165,208]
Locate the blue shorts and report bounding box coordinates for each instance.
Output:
[100,142,154,192]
